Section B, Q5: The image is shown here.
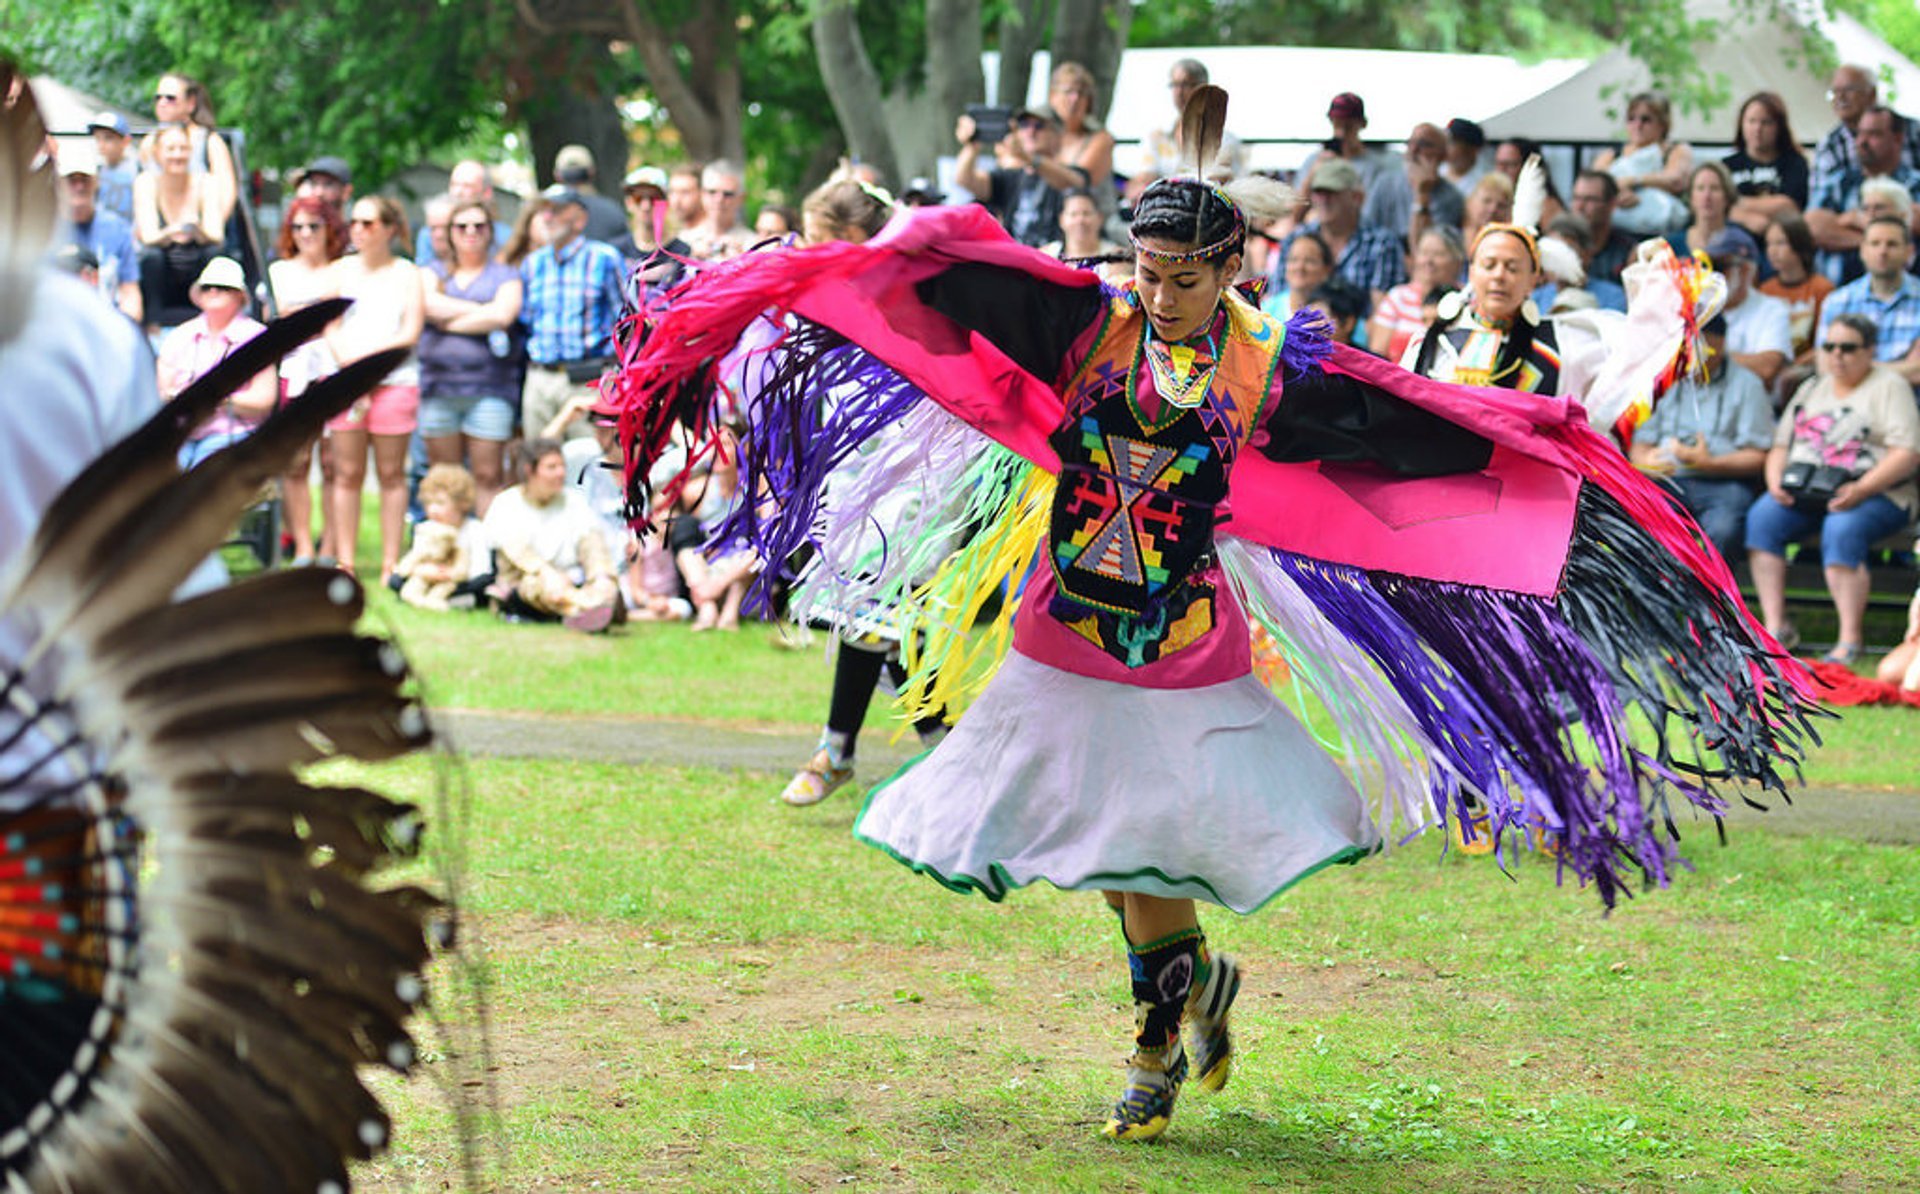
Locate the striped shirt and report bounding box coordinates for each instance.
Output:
[519,236,627,365]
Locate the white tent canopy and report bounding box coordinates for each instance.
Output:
[1481,4,1920,144]
[29,76,140,137]
[991,47,1586,171]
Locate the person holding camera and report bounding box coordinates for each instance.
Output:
[1746,311,1920,662]
[953,107,1088,248]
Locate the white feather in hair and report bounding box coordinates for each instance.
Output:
[1512,154,1548,236]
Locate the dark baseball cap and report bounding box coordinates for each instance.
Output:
[1328,92,1366,121]
[295,155,353,186]
[541,184,587,210]
[1706,225,1760,266]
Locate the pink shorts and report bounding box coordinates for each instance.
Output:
[326,384,420,436]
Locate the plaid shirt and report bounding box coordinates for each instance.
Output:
[1275,221,1408,298]
[1806,163,1920,283]
[520,236,627,365]
[1818,271,1920,361]
[1810,118,1920,199]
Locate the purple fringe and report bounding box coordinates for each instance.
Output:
[1267,484,1823,909]
[710,320,928,610]
[1280,308,1336,379]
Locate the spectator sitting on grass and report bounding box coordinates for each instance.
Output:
[1876,577,1920,691]
[484,438,623,633]
[393,463,490,611]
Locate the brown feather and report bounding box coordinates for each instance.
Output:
[1179,84,1229,179]
[115,634,409,728]
[82,567,365,682]
[130,692,430,775]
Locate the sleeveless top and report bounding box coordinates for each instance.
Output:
[418,260,521,398]
[1408,309,1564,394]
[337,261,420,387]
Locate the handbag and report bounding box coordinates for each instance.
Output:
[1780,460,1854,512]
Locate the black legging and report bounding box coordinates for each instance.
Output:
[828,640,946,750]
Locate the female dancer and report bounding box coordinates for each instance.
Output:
[611,93,1816,1144]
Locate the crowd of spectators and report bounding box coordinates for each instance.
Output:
[44,55,1920,671]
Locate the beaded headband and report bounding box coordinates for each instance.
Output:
[1128,178,1246,263]
[1470,221,1541,270]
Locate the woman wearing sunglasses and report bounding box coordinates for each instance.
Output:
[324,197,424,582]
[418,199,523,513]
[1747,311,1920,663]
[268,197,350,565]
[139,72,237,239]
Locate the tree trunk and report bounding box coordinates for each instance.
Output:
[995,0,1049,108]
[517,37,630,190]
[812,0,985,189]
[1050,0,1129,125]
[614,0,745,165]
[813,0,900,187]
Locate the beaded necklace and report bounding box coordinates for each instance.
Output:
[1141,308,1223,409]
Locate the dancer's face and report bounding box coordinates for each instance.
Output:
[1135,238,1240,342]
[1468,230,1538,326]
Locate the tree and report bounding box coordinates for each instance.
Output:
[810,0,1130,189]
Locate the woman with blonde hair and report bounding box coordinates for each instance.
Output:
[1592,91,1694,237]
[140,71,237,232]
[133,122,223,331]
[1047,61,1115,200]
[325,195,424,582]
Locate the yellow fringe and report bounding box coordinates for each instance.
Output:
[895,465,1055,722]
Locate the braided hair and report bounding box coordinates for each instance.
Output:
[1129,174,1295,268]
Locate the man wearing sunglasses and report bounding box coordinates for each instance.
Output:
[953,106,1088,248]
[686,160,754,262]
[1817,215,1920,385]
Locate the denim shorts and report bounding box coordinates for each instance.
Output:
[419,392,516,442]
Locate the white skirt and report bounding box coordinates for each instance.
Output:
[853,651,1380,914]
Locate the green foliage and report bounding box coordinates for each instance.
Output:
[0,0,175,110]
[164,0,515,187]
[346,751,1920,1191]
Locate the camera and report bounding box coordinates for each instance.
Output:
[965,104,1013,146]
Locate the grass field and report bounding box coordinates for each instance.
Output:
[312,579,1920,1193]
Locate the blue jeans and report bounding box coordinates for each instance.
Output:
[1668,475,1759,564]
[1745,491,1912,568]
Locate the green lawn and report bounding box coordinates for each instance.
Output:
[312,577,1920,1192]
[346,751,1918,1192]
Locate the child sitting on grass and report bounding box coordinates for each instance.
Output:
[392,464,490,611]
